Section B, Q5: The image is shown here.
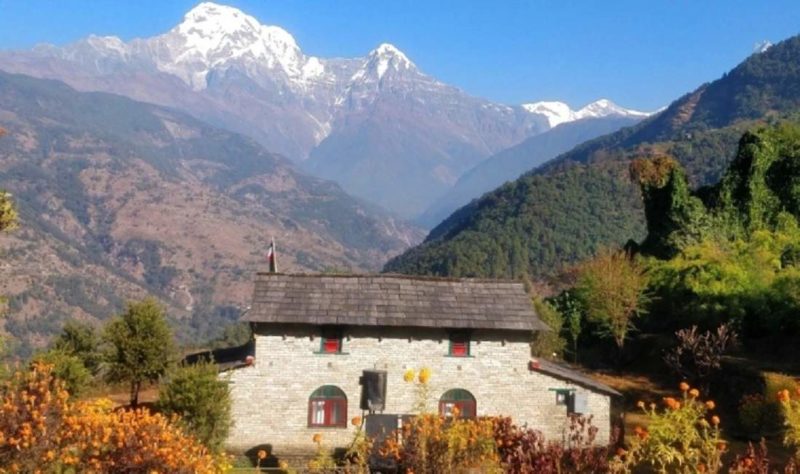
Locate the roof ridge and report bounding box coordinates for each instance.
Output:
[254,272,526,285]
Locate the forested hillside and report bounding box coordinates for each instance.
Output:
[385,35,800,278]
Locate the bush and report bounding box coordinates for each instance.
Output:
[0,362,229,472]
[157,359,231,451]
[492,415,611,473]
[611,383,724,473]
[31,349,91,397]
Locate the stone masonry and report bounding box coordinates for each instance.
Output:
[224,324,612,455]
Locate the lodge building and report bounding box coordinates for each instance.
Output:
[222,273,619,454]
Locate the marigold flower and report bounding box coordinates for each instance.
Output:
[403,369,415,383]
[279,460,289,469]
[679,382,690,392]
[706,400,716,410]
[418,367,431,385]
[351,416,362,427]
[636,400,645,409]
[257,450,267,460]
[698,463,707,473]
[711,415,720,426]
[778,389,791,403]
[664,397,679,410]
[312,433,322,444]
[689,388,700,398]
[616,447,626,457]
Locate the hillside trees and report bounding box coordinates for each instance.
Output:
[104,298,176,406]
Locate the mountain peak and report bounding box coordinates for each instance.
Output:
[364,43,415,78]
[520,101,576,127]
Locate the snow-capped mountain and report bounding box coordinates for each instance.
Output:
[0,1,649,219]
[522,99,650,128]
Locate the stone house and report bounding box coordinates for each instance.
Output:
[223,273,619,454]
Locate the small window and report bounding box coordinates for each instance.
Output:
[440,389,476,418]
[320,327,343,354]
[448,333,470,357]
[308,385,347,427]
[555,389,572,406]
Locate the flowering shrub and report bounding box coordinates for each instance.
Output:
[0,362,229,473]
[492,415,611,473]
[778,387,800,454]
[610,383,724,474]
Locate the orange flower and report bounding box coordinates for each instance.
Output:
[351,416,362,427]
[705,400,716,410]
[616,447,626,457]
[698,463,707,473]
[711,415,720,426]
[679,382,690,392]
[634,426,648,439]
[778,389,791,403]
[664,397,679,410]
[257,450,267,460]
[636,400,645,409]
[312,433,322,444]
[689,388,700,398]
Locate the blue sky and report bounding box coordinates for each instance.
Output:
[0,0,798,111]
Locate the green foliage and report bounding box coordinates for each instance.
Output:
[530,299,566,359]
[575,249,649,352]
[30,349,91,397]
[103,298,176,406]
[549,291,583,363]
[52,320,100,375]
[157,359,231,452]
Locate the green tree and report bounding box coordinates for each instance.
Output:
[530,299,566,359]
[157,358,231,452]
[52,320,100,375]
[31,349,91,397]
[551,291,583,363]
[575,248,649,356]
[103,298,176,406]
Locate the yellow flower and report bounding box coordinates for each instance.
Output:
[279,460,289,469]
[418,367,432,385]
[403,369,415,383]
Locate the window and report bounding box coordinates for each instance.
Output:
[308,385,347,427]
[319,327,343,354]
[555,389,573,406]
[439,389,476,418]
[448,332,470,357]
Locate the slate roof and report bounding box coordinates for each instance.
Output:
[243,273,548,332]
[530,359,621,396]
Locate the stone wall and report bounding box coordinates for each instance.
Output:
[223,324,612,455]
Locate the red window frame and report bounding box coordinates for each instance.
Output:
[308,386,347,428]
[449,333,470,357]
[322,337,341,354]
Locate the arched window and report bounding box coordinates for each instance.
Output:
[439,389,476,418]
[308,385,347,427]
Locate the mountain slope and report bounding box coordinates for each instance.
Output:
[416,115,643,228]
[0,71,422,356]
[384,34,800,278]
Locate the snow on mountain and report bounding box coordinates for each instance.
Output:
[521,101,577,127]
[148,2,326,90]
[522,99,651,128]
